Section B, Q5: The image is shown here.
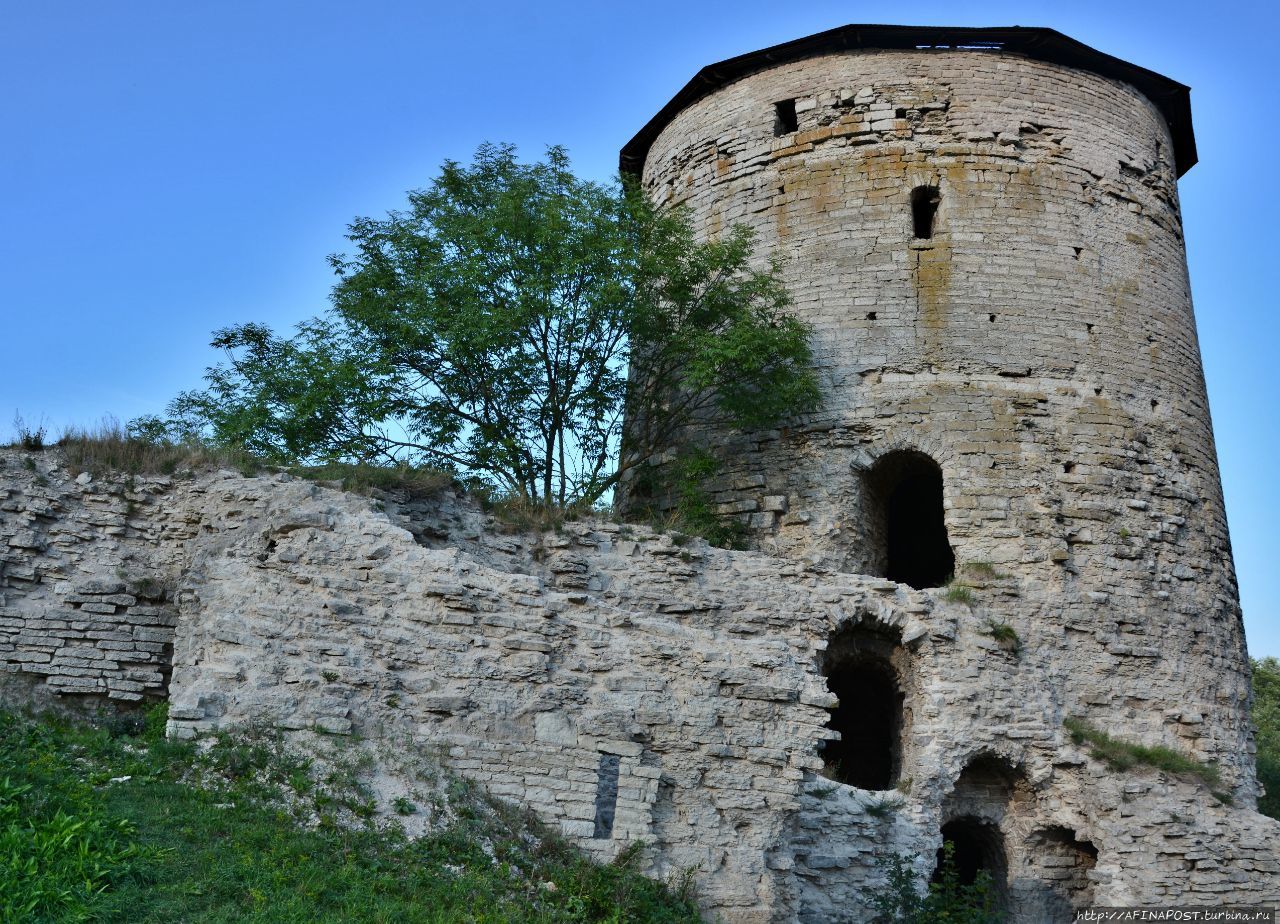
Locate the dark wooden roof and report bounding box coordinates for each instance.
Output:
[619,25,1196,177]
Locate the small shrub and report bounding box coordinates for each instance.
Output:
[1063,717,1222,788]
[942,579,975,606]
[983,620,1021,654]
[863,794,905,818]
[1253,657,1280,820]
[862,845,1004,923]
[630,448,750,550]
[12,412,47,450]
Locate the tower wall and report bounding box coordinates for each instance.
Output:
[632,47,1255,817]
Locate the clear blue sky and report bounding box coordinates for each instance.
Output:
[3,1,1276,657]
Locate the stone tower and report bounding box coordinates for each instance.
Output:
[7,24,1275,924]
[619,24,1276,920]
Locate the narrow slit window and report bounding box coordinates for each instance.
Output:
[593,754,620,838]
[911,185,941,239]
[773,99,798,136]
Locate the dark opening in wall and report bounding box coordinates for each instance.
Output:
[865,450,954,589]
[1026,826,1098,913]
[773,99,798,136]
[936,817,1008,895]
[593,754,620,838]
[819,624,907,790]
[911,185,941,239]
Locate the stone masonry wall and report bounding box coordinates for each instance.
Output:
[3,451,1270,922]
[626,48,1256,822]
[158,472,1280,921]
[0,451,185,707]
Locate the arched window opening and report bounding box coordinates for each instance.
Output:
[1024,827,1098,914]
[865,450,954,589]
[935,817,1008,900]
[937,755,1023,911]
[911,185,940,239]
[819,625,908,790]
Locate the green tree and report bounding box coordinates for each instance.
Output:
[166,143,818,505]
[863,846,1004,923]
[1253,657,1280,819]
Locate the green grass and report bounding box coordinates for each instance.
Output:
[51,419,259,478]
[982,620,1021,654]
[1063,717,1223,791]
[941,580,975,606]
[0,707,702,923]
[288,461,453,499]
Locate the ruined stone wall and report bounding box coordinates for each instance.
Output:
[161,475,1280,921]
[0,453,1276,920]
[628,48,1254,810]
[0,451,186,706]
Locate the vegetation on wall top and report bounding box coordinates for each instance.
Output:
[136,143,817,509]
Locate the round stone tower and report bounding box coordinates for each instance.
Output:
[622,25,1269,920]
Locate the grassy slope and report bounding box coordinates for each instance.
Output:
[0,708,701,923]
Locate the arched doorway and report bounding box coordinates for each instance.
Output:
[819,624,909,790]
[935,816,1008,890]
[864,450,955,589]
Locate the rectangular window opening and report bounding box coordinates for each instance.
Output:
[773,99,798,136]
[593,754,621,839]
[911,185,941,240]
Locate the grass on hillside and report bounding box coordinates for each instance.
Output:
[57,424,260,479]
[287,461,453,498]
[1063,717,1225,796]
[0,707,701,923]
[12,419,455,501]
[13,417,752,545]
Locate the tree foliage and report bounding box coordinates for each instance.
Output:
[1253,657,1280,819]
[166,143,818,505]
[863,846,1004,924]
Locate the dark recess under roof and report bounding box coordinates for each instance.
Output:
[619,24,1196,178]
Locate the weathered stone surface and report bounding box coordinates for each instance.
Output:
[1,33,1278,924]
[2,455,1259,921]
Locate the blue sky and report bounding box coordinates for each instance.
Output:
[3,0,1276,656]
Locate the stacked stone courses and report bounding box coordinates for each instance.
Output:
[0,453,180,705]
[2,25,1278,924]
[1,450,1277,920]
[612,24,1276,920]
